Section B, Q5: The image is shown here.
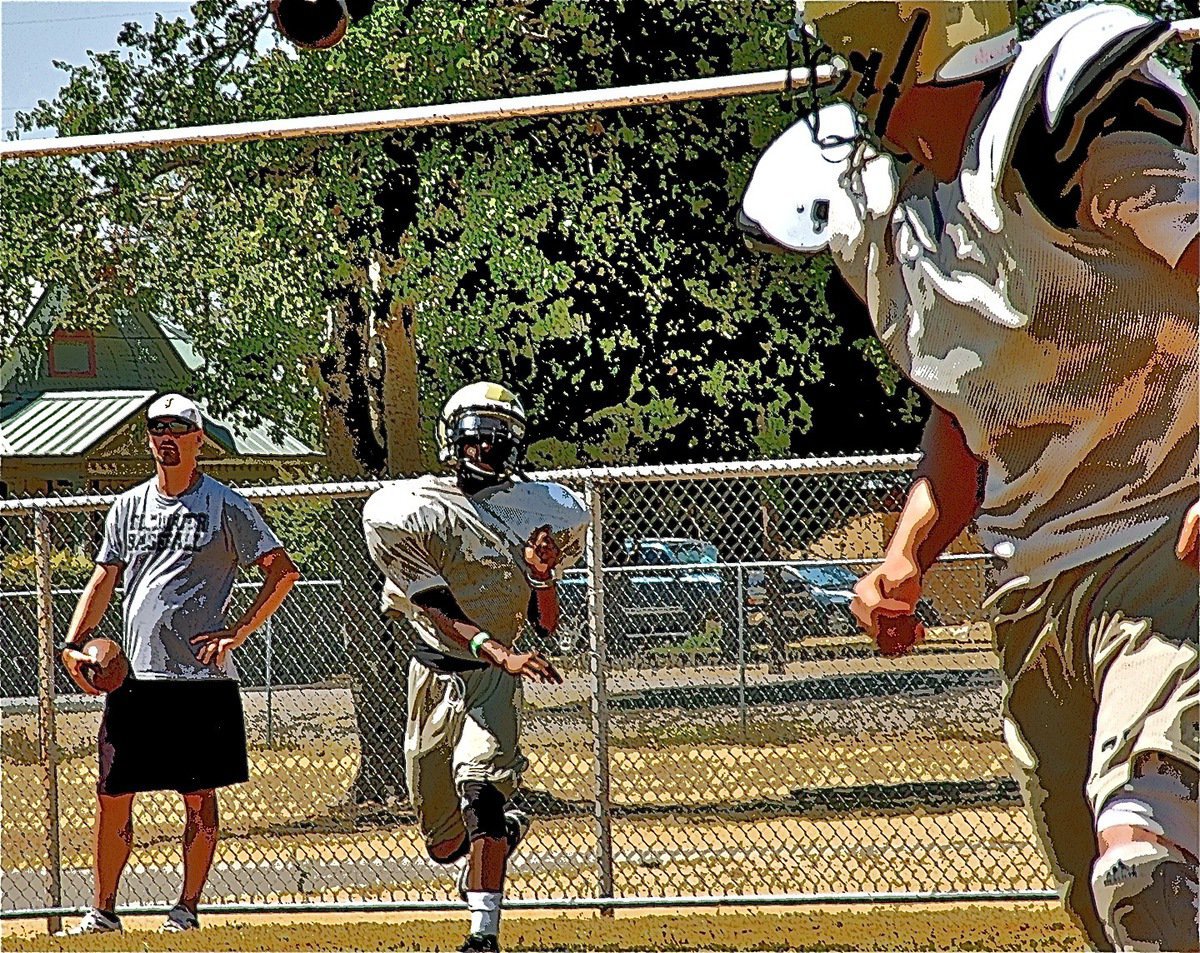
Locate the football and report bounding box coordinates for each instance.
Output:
[876,616,925,657]
[82,637,130,694]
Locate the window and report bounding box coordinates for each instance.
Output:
[48,330,96,377]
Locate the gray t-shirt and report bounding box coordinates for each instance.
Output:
[96,474,283,680]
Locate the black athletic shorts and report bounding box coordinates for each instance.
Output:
[97,677,249,796]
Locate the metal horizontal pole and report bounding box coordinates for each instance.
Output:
[4,15,1198,161]
[0,65,839,160]
[0,453,921,514]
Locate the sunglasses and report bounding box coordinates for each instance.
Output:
[147,419,197,436]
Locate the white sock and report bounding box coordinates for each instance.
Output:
[466,890,502,936]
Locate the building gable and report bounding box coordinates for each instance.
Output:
[2,286,198,400]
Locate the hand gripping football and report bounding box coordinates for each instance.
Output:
[81,637,130,693]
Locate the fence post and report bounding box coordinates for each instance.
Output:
[736,564,747,740]
[584,479,614,915]
[265,615,274,748]
[34,510,63,934]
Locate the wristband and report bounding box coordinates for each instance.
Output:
[469,632,492,657]
[527,574,556,590]
[57,639,84,653]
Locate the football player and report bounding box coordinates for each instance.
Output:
[362,382,587,952]
[741,4,1198,949]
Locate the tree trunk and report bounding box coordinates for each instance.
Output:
[379,295,424,476]
[312,284,409,806]
[316,290,386,478]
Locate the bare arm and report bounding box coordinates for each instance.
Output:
[410,586,487,653]
[64,563,121,646]
[60,563,122,695]
[902,405,986,574]
[852,406,985,637]
[191,548,300,665]
[529,585,560,635]
[411,586,561,684]
[524,525,561,634]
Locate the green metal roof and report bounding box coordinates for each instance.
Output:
[203,413,318,458]
[0,390,154,456]
[0,390,318,459]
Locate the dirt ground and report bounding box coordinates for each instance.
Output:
[1,901,1087,951]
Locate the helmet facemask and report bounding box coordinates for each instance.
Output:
[453,413,524,484]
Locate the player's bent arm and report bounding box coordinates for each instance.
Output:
[63,563,122,649]
[234,548,301,639]
[410,585,487,654]
[853,408,984,636]
[411,586,563,684]
[904,406,986,574]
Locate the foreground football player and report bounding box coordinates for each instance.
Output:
[741,4,1198,949]
[362,382,587,953]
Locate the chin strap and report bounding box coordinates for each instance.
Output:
[873,8,930,139]
[457,464,504,496]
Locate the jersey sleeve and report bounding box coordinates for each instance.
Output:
[224,491,285,566]
[361,482,450,600]
[95,498,127,566]
[1078,130,1199,269]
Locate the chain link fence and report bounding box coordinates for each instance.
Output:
[0,455,1055,920]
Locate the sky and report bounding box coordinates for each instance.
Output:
[1,0,194,138]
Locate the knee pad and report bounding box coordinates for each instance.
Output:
[1096,765,1198,854]
[1090,840,1199,952]
[460,781,507,843]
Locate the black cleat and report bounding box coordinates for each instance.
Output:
[459,933,500,952]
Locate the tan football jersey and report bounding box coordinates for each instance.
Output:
[362,475,587,660]
[861,94,1198,587]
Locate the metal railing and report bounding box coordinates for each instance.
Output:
[0,455,1054,924]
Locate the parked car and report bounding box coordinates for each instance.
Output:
[555,537,726,655]
[745,562,941,636]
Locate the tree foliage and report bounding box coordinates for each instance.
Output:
[3,0,1192,475]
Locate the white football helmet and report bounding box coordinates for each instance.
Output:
[739,102,898,264]
[436,381,528,481]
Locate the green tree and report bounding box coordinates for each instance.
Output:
[2,0,925,478]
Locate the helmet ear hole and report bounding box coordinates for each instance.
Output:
[812,199,831,230]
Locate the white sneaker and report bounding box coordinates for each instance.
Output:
[55,909,122,936]
[160,904,200,932]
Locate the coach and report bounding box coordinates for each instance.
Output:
[57,393,299,935]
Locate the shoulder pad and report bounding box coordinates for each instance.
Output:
[1041,5,1172,132]
[361,475,446,535]
[966,4,1189,233]
[474,480,589,569]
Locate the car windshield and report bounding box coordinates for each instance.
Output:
[790,565,857,589]
[671,542,718,564]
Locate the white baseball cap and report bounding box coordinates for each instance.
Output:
[146,393,204,430]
